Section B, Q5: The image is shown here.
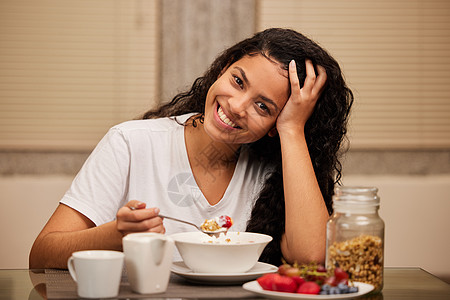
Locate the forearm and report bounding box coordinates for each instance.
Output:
[279,130,329,264]
[29,221,123,269]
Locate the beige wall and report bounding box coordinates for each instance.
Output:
[0,176,72,269]
[343,175,450,283]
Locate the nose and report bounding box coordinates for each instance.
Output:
[228,95,250,117]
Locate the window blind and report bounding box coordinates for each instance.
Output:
[0,0,159,150]
[257,0,450,149]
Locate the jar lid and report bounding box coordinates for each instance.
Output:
[332,186,380,212]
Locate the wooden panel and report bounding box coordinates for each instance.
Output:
[0,0,159,150]
[257,0,450,149]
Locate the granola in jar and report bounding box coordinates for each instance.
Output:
[327,234,383,291]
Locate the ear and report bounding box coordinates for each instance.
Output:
[268,127,278,137]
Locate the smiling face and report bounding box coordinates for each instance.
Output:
[203,54,290,145]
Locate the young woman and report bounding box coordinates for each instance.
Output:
[29,28,353,269]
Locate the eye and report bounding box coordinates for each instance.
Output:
[233,75,244,89]
[256,102,270,114]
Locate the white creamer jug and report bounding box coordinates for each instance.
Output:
[122,232,175,294]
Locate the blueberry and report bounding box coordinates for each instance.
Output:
[337,282,349,293]
[321,284,332,292]
[320,290,329,295]
[329,287,341,294]
[348,286,359,293]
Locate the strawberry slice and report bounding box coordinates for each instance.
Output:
[334,267,349,282]
[291,276,305,287]
[297,281,321,294]
[272,274,298,293]
[218,215,233,228]
[256,273,277,291]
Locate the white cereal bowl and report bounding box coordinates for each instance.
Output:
[170,231,273,274]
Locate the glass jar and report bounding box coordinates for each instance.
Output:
[326,186,385,293]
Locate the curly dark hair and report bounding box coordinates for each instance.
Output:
[142,28,353,265]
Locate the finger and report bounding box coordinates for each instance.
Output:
[289,60,301,95]
[312,65,327,96]
[136,216,164,231]
[302,59,317,94]
[129,207,160,222]
[118,221,151,233]
[148,223,166,234]
[118,214,164,233]
[125,200,146,211]
[117,206,159,222]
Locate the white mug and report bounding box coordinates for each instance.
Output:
[67,250,124,299]
[123,232,175,294]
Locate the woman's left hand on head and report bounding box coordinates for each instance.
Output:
[276,59,327,136]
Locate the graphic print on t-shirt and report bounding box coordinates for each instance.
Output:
[167,172,201,207]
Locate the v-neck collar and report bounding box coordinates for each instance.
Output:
[177,122,242,209]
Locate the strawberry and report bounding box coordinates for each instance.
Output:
[323,275,338,286]
[256,273,277,291]
[272,274,298,293]
[291,276,305,287]
[334,267,349,282]
[219,215,233,228]
[297,281,321,294]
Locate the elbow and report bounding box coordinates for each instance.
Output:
[284,249,325,266]
[281,237,326,265]
[29,250,39,269]
[29,242,42,269]
[303,250,326,265]
[29,237,49,269]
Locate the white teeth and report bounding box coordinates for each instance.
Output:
[218,106,238,128]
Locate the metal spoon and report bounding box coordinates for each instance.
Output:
[159,213,227,237]
[128,207,227,237]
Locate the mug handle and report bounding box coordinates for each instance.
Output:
[150,237,175,266]
[67,256,77,282]
[151,238,165,265]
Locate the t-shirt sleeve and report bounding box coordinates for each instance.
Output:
[60,127,130,226]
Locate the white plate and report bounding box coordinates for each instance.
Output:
[171,261,278,285]
[242,280,374,299]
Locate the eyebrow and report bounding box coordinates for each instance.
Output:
[233,66,280,113]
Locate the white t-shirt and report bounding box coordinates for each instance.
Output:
[61,113,270,238]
